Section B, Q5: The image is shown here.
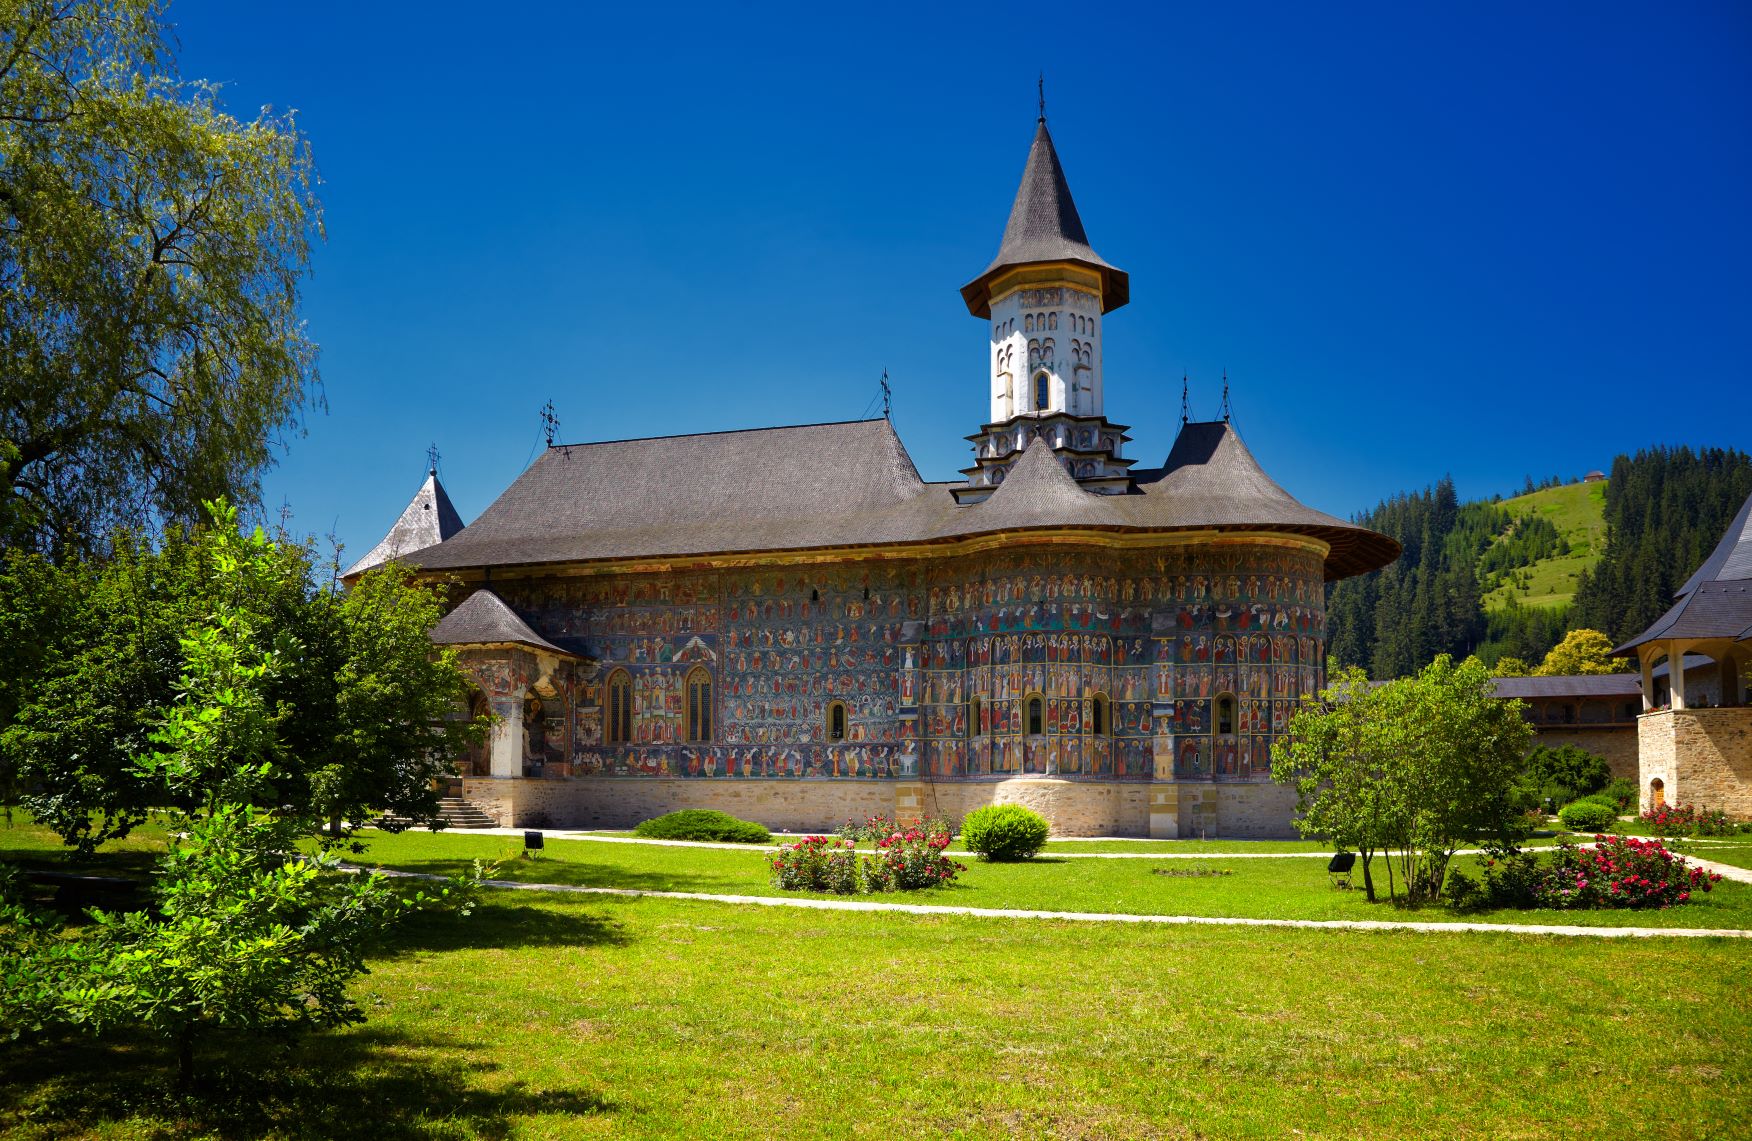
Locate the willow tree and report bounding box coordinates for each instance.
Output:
[0,0,321,555]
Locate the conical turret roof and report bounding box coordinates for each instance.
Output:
[430,588,577,657]
[961,118,1129,318]
[344,469,466,578]
[1617,487,1752,651]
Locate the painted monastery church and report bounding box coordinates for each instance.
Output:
[349,114,1401,837]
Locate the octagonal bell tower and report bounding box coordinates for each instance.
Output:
[954,109,1135,504]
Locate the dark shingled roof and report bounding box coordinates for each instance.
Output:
[403,418,1400,581]
[345,470,465,578]
[1492,674,1642,700]
[430,588,576,657]
[961,118,1129,318]
[1617,487,1752,652]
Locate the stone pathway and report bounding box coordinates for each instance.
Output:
[363,867,1752,940]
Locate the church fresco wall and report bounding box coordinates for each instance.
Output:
[485,538,1326,803]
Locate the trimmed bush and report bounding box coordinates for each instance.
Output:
[633,809,770,843]
[1558,799,1617,833]
[960,804,1050,861]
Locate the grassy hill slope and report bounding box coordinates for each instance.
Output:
[1481,479,1607,611]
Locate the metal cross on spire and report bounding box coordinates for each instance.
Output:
[1038,73,1046,121]
[426,442,441,475]
[880,368,891,420]
[1221,371,1232,423]
[1180,373,1190,425]
[540,399,560,447]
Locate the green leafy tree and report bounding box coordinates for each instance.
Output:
[4,504,485,851]
[0,0,321,555]
[1269,667,1404,901]
[1274,656,1532,905]
[1491,655,1532,678]
[1,509,478,1085]
[1532,628,1620,677]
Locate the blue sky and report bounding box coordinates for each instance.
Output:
[171,1,1751,560]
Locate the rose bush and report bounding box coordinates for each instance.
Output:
[768,831,964,894]
[1450,835,1720,911]
[865,829,965,891]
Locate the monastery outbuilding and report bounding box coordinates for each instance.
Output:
[352,112,1400,837]
[1616,488,1752,817]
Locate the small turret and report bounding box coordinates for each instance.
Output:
[345,464,465,578]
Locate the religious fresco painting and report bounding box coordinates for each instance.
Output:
[460,540,1324,789]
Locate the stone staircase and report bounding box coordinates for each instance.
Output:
[380,797,500,830]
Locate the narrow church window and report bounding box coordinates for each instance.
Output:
[827,700,847,742]
[969,694,982,737]
[685,666,713,743]
[1034,372,1049,410]
[1091,694,1108,737]
[607,669,632,744]
[1027,694,1044,735]
[1216,694,1235,736]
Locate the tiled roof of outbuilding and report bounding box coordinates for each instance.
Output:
[1491,674,1643,699]
[430,588,577,657]
[1617,488,1752,651]
[403,418,1400,581]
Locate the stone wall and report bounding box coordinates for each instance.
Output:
[1637,708,1752,817]
[1529,726,1640,781]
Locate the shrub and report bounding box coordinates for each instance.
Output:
[634,809,770,843]
[767,836,860,893]
[864,829,965,891]
[1638,803,1745,837]
[1448,836,1720,911]
[1596,777,1638,812]
[960,804,1050,861]
[832,814,953,843]
[768,832,966,894]
[1558,799,1617,833]
[1520,744,1612,809]
[1537,836,1720,909]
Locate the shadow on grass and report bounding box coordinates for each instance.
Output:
[0,1024,612,1140]
[378,894,635,957]
[367,856,757,897]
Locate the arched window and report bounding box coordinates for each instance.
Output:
[825,700,847,742]
[1649,777,1665,809]
[1026,694,1045,736]
[969,694,982,737]
[1215,693,1236,736]
[1091,693,1109,737]
[1034,372,1050,411]
[607,669,632,744]
[685,666,713,743]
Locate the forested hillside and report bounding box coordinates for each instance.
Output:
[1327,446,1752,677]
[1573,447,1752,645]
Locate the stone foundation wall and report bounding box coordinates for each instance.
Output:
[1529,726,1640,781]
[459,775,1291,837]
[1638,708,1752,817]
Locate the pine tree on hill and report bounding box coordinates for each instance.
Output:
[1573,447,1752,644]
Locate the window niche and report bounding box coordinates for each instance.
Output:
[685,666,713,744]
[607,669,633,745]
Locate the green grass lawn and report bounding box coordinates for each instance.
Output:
[5,816,1751,1138]
[3,890,1749,1140]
